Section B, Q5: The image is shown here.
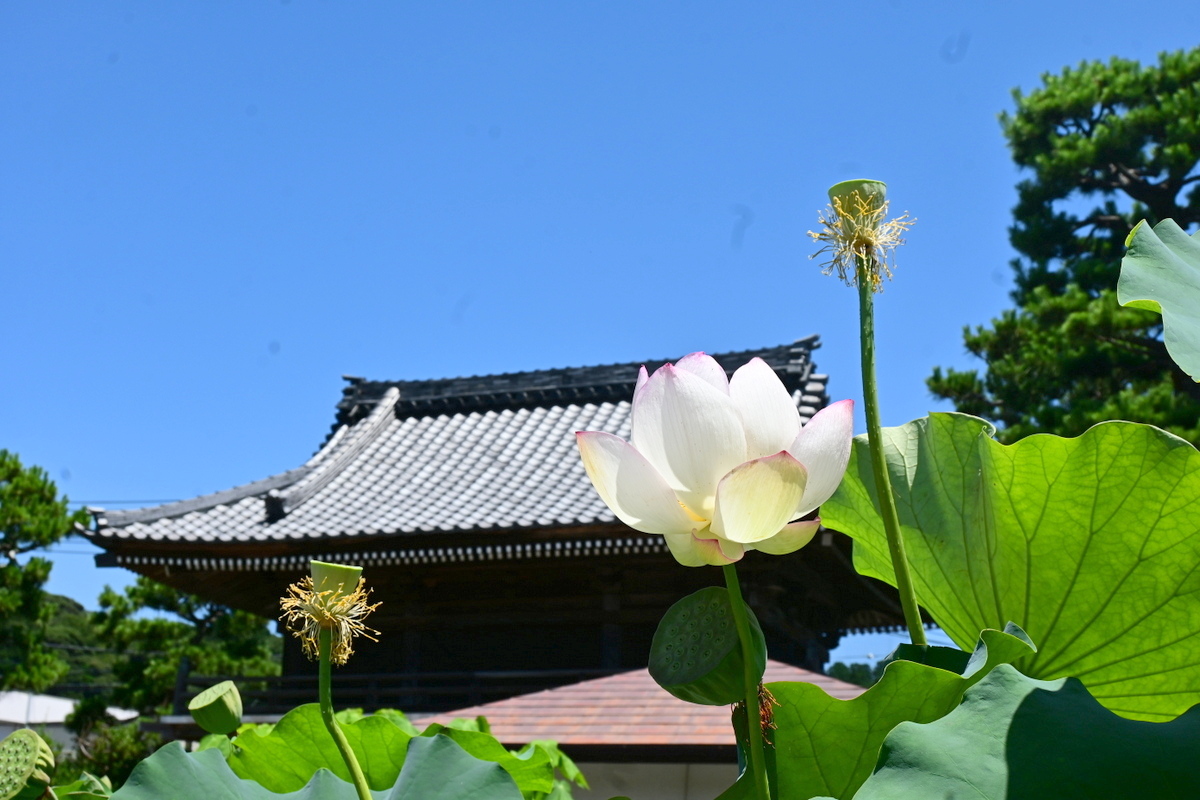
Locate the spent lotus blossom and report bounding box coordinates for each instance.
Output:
[576,353,854,567]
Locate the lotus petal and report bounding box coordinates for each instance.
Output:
[749,518,820,555]
[631,364,747,516]
[674,352,730,394]
[789,398,855,517]
[666,531,743,566]
[711,452,808,543]
[730,357,802,460]
[633,365,650,407]
[575,432,695,535]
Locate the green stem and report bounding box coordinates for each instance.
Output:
[319,627,374,800]
[856,256,928,647]
[723,564,771,800]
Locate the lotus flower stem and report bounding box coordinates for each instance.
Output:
[855,254,927,647]
[319,627,373,800]
[723,564,772,800]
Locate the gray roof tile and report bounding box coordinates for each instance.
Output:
[85,338,829,548]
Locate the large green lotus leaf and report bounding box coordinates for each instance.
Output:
[417,724,554,795]
[228,703,411,791]
[854,664,1200,799]
[390,736,523,800]
[1118,218,1200,380]
[716,626,1033,800]
[822,413,1200,721]
[110,744,370,799]
[111,736,524,800]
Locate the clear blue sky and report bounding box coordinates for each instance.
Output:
[5,2,1198,663]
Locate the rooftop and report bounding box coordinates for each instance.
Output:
[84,338,829,571]
[420,659,865,761]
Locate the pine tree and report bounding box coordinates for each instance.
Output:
[928,50,1200,442]
[0,450,89,691]
[93,577,281,713]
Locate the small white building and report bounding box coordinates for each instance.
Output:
[0,691,137,751]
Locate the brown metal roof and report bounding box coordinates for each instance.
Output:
[420,659,865,760]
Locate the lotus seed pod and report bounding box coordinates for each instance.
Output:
[310,560,362,597]
[0,729,55,800]
[828,178,887,207]
[188,680,244,735]
[648,586,767,706]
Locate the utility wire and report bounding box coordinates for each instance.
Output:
[70,500,181,505]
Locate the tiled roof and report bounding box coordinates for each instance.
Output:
[420,660,864,754]
[84,338,829,560]
[334,338,827,429]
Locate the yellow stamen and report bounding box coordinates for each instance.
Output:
[808,191,914,293]
[280,576,380,666]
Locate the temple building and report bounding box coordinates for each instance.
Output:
[83,337,903,713]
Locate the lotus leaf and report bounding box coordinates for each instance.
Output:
[111,736,523,800]
[854,664,1200,799]
[823,412,1200,720]
[1118,218,1200,380]
[717,625,1034,799]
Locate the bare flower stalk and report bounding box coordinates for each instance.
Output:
[280,562,381,800]
[810,181,927,647]
[723,563,772,800]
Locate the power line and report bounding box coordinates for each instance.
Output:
[71,500,181,505]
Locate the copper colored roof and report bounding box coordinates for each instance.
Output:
[421,660,865,761]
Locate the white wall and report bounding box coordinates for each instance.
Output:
[0,723,73,752]
[574,762,739,800]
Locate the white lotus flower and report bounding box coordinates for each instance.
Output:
[576,353,854,567]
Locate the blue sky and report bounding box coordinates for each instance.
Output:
[5,2,1199,663]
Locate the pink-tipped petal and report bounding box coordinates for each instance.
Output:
[663,532,710,567]
[789,399,855,517]
[630,364,747,517]
[729,357,802,460]
[711,452,809,544]
[633,365,650,407]
[674,352,730,394]
[576,432,696,535]
[749,519,820,555]
[715,535,746,562]
[665,531,743,566]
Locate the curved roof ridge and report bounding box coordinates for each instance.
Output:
[265,387,400,521]
[87,421,353,530]
[90,468,306,529]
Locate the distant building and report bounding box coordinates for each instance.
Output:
[0,691,136,751]
[83,337,903,713]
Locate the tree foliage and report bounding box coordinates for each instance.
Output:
[55,718,163,790]
[0,450,89,690]
[44,594,118,690]
[928,49,1200,442]
[94,577,281,713]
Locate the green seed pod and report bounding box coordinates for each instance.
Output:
[310,560,363,597]
[0,729,55,800]
[648,586,766,706]
[828,178,887,207]
[188,680,244,735]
